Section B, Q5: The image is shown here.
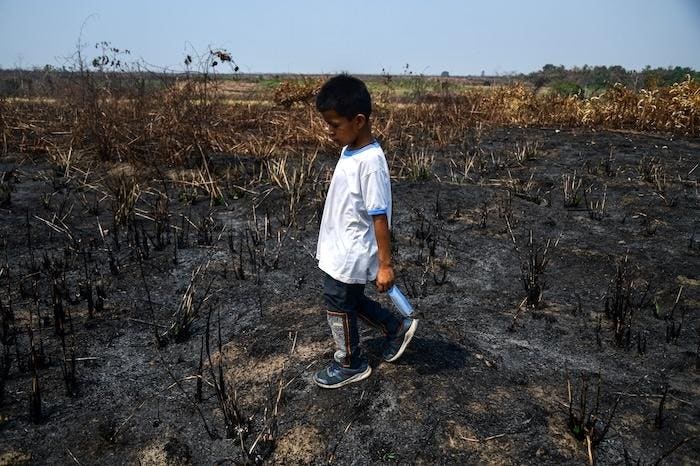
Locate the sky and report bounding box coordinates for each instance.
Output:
[1,0,699,76]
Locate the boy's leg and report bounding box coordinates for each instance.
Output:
[359,295,418,363]
[326,310,360,368]
[314,274,371,389]
[357,296,402,337]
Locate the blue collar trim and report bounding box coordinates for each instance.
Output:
[342,140,379,157]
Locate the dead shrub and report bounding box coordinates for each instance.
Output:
[563,171,584,208]
[273,78,322,108]
[566,372,620,465]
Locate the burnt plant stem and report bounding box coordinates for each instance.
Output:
[166,261,214,343]
[95,277,105,313]
[566,372,619,456]
[605,255,649,349]
[81,244,94,318]
[0,343,9,406]
[597,394,620,445]
[227,231,245,280]
[52,279,65,336]
[59,306,78,397]
[137,252,163,347]
[25,210,36,272]
[27,322,41,423]
[196,334,204,403]
[205,305,247,441]
[654,381,669,429]
[173,224,179,265]
[653,436,699,466]
[152,338,218,440]
[507,219,560,308]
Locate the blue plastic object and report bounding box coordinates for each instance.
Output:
[387,285,414,317]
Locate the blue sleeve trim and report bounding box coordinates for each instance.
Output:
[368,208,387,216]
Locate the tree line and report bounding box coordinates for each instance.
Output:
[524,64,700,96]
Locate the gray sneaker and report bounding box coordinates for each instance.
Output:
[313,359,372,389]
[383,318,418,362]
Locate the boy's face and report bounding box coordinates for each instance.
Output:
[321,110,366,148]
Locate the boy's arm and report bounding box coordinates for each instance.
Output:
[372,214,394,292]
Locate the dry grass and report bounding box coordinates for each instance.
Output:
[1,76,698,166]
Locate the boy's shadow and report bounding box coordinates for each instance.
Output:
[365,336,468,375]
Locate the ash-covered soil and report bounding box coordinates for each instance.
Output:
[1,127,699,465]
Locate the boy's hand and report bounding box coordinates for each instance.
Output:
[376,265,395,293]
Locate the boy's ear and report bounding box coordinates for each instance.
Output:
[353,113,367,129]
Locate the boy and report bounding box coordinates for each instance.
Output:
[313,74,418,389]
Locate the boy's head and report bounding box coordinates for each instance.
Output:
[316,74,372,119]
[316,74,373,148]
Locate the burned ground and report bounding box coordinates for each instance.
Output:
[0,127,698,465]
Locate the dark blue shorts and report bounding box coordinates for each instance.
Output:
[322,273,366,313]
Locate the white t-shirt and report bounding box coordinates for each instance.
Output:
[316,140,392,284]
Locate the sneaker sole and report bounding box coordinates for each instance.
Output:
[384,319,418,363]
[313,365,372,389]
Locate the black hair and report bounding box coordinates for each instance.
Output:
[315,74,372,119]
